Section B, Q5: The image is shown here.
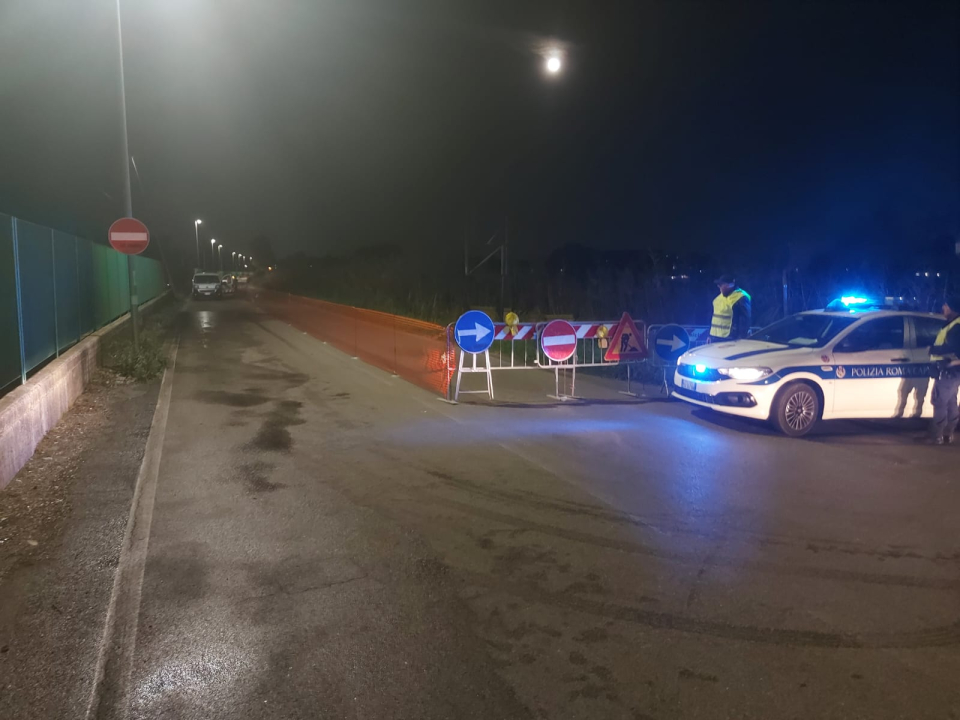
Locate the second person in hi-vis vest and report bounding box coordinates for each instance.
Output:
[927,294,960,445]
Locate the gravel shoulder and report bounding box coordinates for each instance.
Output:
[0,369,161,720]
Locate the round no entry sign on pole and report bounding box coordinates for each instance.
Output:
[541,319,577,362]
[108,217,150,255]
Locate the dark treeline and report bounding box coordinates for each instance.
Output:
[263,239,960,329]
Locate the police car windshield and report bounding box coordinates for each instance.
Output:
[749,314,858,348]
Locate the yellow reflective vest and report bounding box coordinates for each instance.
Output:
[710,290,749,339]
[930,316,960,364]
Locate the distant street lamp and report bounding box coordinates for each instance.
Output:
[545,55,561,74]
[232,251,236,270]
[210,238,216,271]
[194,219,202,269]
[218,244,223,271]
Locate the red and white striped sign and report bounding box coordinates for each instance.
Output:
[572,321,615,339]
[108,217,150,255]
[541,319,578,362]
[493,323,536,341]
[493,321,620,342]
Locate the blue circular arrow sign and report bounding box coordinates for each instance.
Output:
[454,310,495,354]
[654,324,690,362]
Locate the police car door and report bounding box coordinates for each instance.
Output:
[830,316,908,417]
[902,315,942,418]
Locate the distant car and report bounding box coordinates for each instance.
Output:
[672,301,944,436]
[220,277,236,296]
[192,273,222,300]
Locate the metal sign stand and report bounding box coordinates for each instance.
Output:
[549,363,579,402]
[660,366,671,395]
[619,363,641,398]
[454,349,494,402]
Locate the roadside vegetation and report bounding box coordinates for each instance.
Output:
[102,298,180,382]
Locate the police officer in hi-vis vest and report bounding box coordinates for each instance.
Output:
[709,274,752,343]
[928,295,960,445]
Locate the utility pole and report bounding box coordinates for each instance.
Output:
[115,0,139,350]
[464,217,509,319]
[500,216,508,317]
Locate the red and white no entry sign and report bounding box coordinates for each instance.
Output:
[108,217,150,255]
[540,319,578,362]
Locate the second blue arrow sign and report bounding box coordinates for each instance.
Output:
[654,324,690,362]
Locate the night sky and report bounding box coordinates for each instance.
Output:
[1,0,957,266]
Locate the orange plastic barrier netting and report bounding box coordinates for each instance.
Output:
[254,290,455,397]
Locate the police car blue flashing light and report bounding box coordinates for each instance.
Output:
[824,295,916,313]
[672,308,944,437]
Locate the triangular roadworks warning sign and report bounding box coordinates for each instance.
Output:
[604,312,647,362]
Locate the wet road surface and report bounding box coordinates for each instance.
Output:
[117,301,960,718]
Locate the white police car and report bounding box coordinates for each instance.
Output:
[673,298,945,436]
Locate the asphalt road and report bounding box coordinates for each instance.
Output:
[113,299,959,719]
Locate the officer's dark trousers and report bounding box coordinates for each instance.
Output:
[930,372,960,439]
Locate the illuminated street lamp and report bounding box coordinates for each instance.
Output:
[194,219,202,268]
[210,238,216,271]
[218,244,223,271]
[542,44,565,75]
[232,251,236,270]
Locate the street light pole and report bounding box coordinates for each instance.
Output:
[210,239,216,271]
[114,0,139,350]
[194,219,202,269]
[218,244,223,271]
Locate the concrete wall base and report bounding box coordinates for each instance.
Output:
[0,293,171,490]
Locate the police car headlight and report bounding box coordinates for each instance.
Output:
[717,367,772,381]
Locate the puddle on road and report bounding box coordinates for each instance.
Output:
[195,390,270,408]
[247,400,305,453]
[238,460,284,493]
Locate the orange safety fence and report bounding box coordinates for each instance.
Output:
[253,290,456,397]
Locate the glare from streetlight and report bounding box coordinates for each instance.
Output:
[218,244,223,250]
[195,219,202,225]
[546,55,561,74]
[211,238,216,245]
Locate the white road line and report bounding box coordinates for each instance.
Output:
[84,336,179,720]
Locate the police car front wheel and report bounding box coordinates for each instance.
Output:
[772,382,821,437]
